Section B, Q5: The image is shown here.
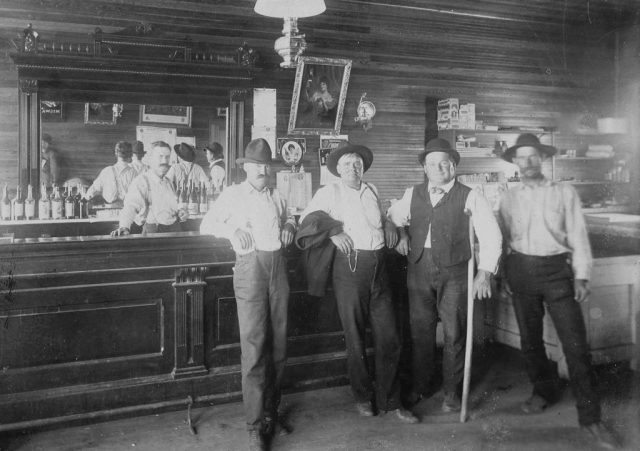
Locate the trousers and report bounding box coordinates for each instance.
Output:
[233,250,289,430]
[407,248,468,396]
[332,249,402,411]
[505,252,600,426]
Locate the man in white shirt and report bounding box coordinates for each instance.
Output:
[200,139,296,451]
[85,141,137,206]
[300,143,419,424]
[112,141,187,236]
[387,138,502,413]
[166,142,209,189]
[498,134,617,449]
[204,142,226,193]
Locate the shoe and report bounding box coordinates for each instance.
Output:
[263,414,291,437]
[248,429,266,451]
[442,393,461,413]
[356,401,375,417]
[391,407,419,424]
[581,423,619,449]
[520,394,548,414]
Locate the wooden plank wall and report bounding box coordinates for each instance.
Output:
[0,0,635,203]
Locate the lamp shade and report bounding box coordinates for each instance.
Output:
[255,0,326,18]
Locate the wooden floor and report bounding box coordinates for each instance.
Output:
[2,346,639,451]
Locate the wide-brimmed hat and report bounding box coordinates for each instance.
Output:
[174,142,196,163]
[132,140,145,156]
[326,142,373,177]
[204,142,224,158]
[419,138,460,165]
[236,138,272,164]
[502,133,557,162]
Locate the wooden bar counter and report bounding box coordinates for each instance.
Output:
[0,232,346,431]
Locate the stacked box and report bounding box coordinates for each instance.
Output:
[459,103,475,130]
[437,98,459,130]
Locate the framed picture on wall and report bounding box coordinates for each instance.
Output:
[84,103,118,125]
[288,57,352,135]
[40,101,64,122]
[140,105,192,127]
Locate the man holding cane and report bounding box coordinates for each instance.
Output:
[387,138,502,414]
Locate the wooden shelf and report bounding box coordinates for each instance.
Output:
[558,180,629,185]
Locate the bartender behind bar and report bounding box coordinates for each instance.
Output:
[112,141,187,236]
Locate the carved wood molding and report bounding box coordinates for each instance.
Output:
[18,79,37,94]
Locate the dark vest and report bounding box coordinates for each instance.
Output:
[212,160,225,170]
[407,181,471,266]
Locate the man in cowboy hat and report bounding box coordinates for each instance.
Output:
[299,142,419,424]
[85,140,137,206]
[112,141,187,236]
[166,142,209,189]
[200,138,296,451]
[130,140,149,176]
[497,133,617,449]
[387,137,501,414]
[203,142,226,193]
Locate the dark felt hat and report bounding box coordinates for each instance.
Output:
[501,133,557,162]
[326,142,374,177]
[236,138,272,164]
[174,142,196,163]
[419,138,460,165]
[115,141,132,159]
[132,140,145,156]
[204,142,224,158]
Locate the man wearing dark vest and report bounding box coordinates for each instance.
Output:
[204,142,226,193]
[388,138,502,413]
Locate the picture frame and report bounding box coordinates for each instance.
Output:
[84,103,117,125]
[140,105,192,127]
[288,57,352,135]
[277,137,306,167]
[40,101,64,122]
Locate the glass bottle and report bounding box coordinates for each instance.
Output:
[79,186,89,219]
[51,186,63,219]
[178,180,188,213]
[1,183,11,221]
[74,184,82,218]
[64,185,75,219]
[38,183,50,219]
[199,182,208,214]
[12,185,25,220]
[25,184,35,220]
[188,180,199,217]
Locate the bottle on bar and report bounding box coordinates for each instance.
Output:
[178,180,188,213]
[38,183,51,219]
[79,186,89,219]
[25,184,35,220]
[199,182,208,214]
[12,185,25,220]
[64,185,75,219]
[1,183,11,221]
[187,180,199,217]
[74,183,82,219]
[61,185,69,218]
[51,186,63,219]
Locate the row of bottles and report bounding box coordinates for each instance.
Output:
[1,183,89,221]
[176,181,214,218]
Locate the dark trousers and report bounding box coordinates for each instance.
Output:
[233,250,289,430]
[505,252,600,426]
[407,249,468,396]
[332,249,402,411]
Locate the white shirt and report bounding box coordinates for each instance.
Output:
[498,178,592,280]
[300,181,385,251]
[387,179,502,274]
[200,182,296,255]
[86,161,137,204]
[119,171,180,228]
[166,161,209,188]
[209,159,226,192]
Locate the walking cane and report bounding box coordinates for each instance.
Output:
[460,210,475,423]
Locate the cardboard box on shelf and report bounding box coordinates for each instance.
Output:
[459,103,475,129]
[437,98,459,129]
